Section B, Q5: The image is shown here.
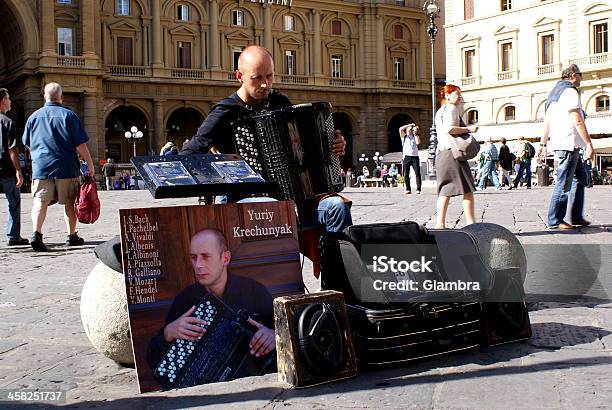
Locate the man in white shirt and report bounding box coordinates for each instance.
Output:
[399,123,421,194]
[539,64,595,229]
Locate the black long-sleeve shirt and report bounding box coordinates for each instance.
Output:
[180,90,292,155]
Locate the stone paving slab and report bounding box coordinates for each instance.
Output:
[0,186,611,409]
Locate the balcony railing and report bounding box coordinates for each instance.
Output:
[171,68,207,79]
[56,56,85,67]
[100,65,422,90]
[461,76,478,87]
[497,70,515,81]
[537,64,557,75]
[109,65,147,77]
[392,80,417,89]
[279,74,309,85]
[569,52,612,66]
[329,77,355,87]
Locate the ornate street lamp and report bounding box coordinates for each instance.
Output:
[373,152,384,168]
[423,0,440,178]
[124,125,144,159]
[358,153,370,165]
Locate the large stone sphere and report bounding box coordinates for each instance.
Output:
[460,223,527,283]
[80,262,133,365]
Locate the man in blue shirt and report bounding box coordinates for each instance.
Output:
[22,83,94,251]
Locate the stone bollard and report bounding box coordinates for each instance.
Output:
[460,222,527,284]
[80,261,134,365]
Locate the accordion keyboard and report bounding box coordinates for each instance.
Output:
[154,296,254,389]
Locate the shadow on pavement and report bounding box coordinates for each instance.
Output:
[527,294,612,311]
[2,322,609,409]
[517,224,612,236]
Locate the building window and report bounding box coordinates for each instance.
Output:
[117,0,130,16]
[57,0,72,4]
[232,47,243,71]
[464,49,475,77]
[284,15,295,31]
[285,50,296,75]
[464,0,474,20]
[393,57,405,80]
[117,37,133,65]
[395,0,405,5]
[504,106,516,121]
[394,25,403,40]
[467,110,478,124]
[177,4,189,21]
[501,0,511,12]
[500,42,513,71]
[233,10,244,26]
[541,34,554,65]
[331,54,343,78]
[57,28,73,56]
[593,22,608,54]
[177,41,191,68]
[331,20,342,36]
[596,95,610,112]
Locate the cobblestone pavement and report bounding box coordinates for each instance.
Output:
[0,185,611,409]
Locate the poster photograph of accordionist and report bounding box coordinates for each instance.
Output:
[119,201,303,393]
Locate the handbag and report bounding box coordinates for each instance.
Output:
[75,176,101,224]
[442,106,480,161]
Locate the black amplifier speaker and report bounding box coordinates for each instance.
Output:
[273,291,357,387]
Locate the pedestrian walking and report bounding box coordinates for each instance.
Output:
[22,82,94,251]
[476,137,502,190]
[539,64,594,229]
[497,137,514,186]
[433,84,478,229]
[508,137,533,190]
[0,88,28,246]
[102,158,115,190]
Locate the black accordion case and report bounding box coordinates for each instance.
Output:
[231,102,344,201]
[320,222,531,368]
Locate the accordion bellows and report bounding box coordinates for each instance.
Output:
[232,102,344,201]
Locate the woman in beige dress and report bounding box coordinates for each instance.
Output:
[434,84,479,229]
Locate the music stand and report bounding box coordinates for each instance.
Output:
[131,154,278,201]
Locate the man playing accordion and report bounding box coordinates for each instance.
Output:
[181,45,352,274]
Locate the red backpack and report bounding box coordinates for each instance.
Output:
[75,176,100,224]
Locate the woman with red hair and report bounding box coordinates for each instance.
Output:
[434,84,479,229]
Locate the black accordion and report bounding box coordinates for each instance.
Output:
[153,294,271,389]
[231,102,344,201]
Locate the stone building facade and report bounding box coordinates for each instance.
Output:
[0,0,441,171]
[444,0,612,171]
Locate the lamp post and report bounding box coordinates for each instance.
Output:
[373,152,384,168]
[170,124,181,142]
[124,125,144,159]
[423,0,440,178]
[358,153,370,166]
